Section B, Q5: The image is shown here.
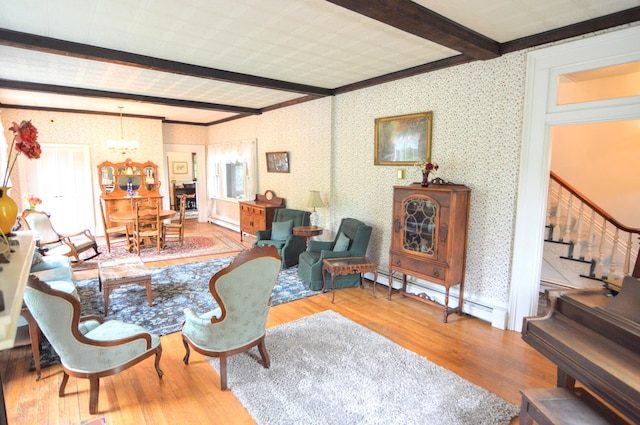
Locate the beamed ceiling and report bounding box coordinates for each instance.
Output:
[0,0,639,125]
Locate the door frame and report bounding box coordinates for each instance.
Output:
[508,25,640,331]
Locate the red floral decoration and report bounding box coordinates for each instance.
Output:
[3,120,41,187]
[423,162,439,173]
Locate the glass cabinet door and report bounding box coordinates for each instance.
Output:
[403,197,437,256]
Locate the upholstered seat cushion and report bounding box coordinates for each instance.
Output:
[85,320,160,346]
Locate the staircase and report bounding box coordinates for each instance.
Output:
[541,172,640,293]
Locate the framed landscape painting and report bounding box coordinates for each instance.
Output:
[374,112,433,165]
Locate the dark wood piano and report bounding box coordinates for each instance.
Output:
[522,276,640,424]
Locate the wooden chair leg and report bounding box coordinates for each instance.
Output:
[219,355,228,390]
[59,372,69,397]
[88,377,100,414]
[258,338,271,369]
[182,338,191,365]
[154,345,164,378]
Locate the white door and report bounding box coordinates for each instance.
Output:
[19,143,95,234]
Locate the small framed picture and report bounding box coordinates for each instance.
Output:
[266,151,289,173]
[172,161,188,174]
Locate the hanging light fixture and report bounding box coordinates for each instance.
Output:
[107,106,138,156]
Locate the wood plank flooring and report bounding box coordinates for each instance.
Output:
[1,222,556,424]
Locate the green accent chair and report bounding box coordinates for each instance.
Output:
[254,208,311,268]
[23,275,163,414]
[298,218,372,291]
[181,245,282,390]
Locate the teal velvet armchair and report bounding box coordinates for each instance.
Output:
[298,218,372,291]
[23,275,163,414]
[181,245,282,390]
[254,208,311,268]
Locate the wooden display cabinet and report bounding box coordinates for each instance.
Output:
[98,158,162,228]
[389,182,471,322]
[238,190,285,241]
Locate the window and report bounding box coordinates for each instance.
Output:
[225,162,245,199]
[207,139,257,202]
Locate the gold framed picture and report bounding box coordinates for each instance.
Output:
[374,112,433,165]
[172,161,188,174]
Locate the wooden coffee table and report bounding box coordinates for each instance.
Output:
[322,257,378,303]
[98,257,152,313]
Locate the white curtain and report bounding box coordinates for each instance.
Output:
[206,139,257,200]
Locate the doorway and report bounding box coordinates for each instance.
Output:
[508,25,640,331]
[163,144,206,223]
[18,143,94,234]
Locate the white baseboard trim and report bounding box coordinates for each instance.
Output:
[208,217,239,233]
[366,271,510,330]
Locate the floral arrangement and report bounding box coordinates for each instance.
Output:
[415,159,439,175]
[24,193,42,209]
[2,120,41,187]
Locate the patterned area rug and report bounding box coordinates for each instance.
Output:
[92,230,245,263]
[32,257,318,370]
[210,311,520,424]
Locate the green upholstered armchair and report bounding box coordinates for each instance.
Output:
[254,208,311,268]
[298,218,372,291]
[181,245,282,390]
[23,275,163,414]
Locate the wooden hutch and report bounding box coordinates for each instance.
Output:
[238,190,285,241]
[98,158,162,228]
[389,181,471,322]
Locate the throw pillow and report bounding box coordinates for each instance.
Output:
[271,220,293,241]
[333,232,350,251]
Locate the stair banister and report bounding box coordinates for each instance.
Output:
[550,171,640,280]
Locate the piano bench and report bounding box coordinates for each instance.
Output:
[519,387,629,425]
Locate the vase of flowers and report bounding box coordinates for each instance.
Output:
[24,194,42,210]
[416,160,439,187]
[0,120,41,235]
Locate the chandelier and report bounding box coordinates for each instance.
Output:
[107,106,138,156]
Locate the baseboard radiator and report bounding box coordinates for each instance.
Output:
[366,270,510,330]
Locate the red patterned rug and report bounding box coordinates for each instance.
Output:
[90,230,245,263]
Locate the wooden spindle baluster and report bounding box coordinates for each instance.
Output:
[623,232,632,277]
[553,187,563,241]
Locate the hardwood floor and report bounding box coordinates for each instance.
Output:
[1,222,556,424]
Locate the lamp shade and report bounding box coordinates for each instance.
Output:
[304,190,325,210]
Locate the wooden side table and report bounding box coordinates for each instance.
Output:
[322,257,378,303]
[293,226,323,248]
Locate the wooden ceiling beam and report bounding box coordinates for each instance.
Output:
[0,28,333,97]
[326,0,500,60]
[0,79,262,115]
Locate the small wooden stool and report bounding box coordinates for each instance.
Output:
[519,387,628,424]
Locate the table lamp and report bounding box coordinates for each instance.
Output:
[304,190,325,226]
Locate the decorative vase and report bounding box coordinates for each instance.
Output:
[421,172,430,187]
[0,187,18,235]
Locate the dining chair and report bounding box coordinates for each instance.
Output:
[132,198,162,254]
[163,195,187,247]
[99,199,129,253]
[21,209,99,263]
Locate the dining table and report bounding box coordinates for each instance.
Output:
[109,209,177,251]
